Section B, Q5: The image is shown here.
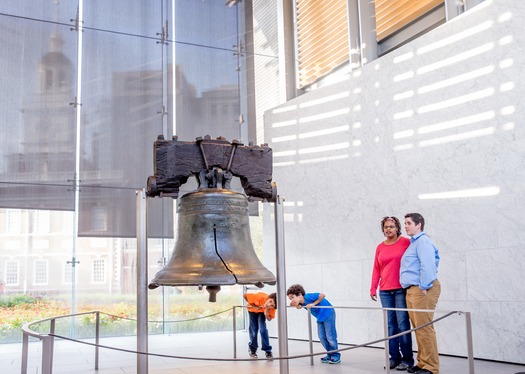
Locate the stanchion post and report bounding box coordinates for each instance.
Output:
[41,335,53,374]
[95,311,100,370]
[136,189,149,374]
[383,308,390,373]
[49,318,55,373]
[465,312,475,374]
[233,306,237,359]
[21,332,29,374]
[307,308,313,366]
[274,192,289,374]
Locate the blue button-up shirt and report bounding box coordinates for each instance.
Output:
[400,232,440,290]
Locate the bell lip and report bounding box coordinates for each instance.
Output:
[185,187,244,196]
[147,280,276,289]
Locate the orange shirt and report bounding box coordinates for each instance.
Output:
[245,292,276,319]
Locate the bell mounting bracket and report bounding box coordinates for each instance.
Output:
[146,135,275,201]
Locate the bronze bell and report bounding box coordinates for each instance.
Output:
[148,187,276,301]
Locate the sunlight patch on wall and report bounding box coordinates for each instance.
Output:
[499,58,513,69]
[418,111,495,134]
[418,186,500,200]
[299,92,350,108]
[394,129,414,139]
[298,108,350,123]
[500,106,514,115]
[393,110,414,120]
[417,21,493,55]
[417,65,494,94]
[272,119,297,128]
[273,161,296,167]
[393,90,414,101]
[393,71,415,82]
[417,88,494,114]
[298,125,350,139]
[393,51,414,63]
[272,105,297,114]
[417,43,494,75]
[419,127,495,147]
[272,135,297,143]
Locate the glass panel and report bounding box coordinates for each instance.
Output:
[173,1,241,141]
[0,2,78,210]
[79,1,172,238]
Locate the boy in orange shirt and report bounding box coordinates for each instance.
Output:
[243,292,277,359]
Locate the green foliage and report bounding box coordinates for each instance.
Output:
[0,294,40,308]
[0,289,244,344]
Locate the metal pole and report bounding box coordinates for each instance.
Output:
[465,312,475,374]
[21,332,29,374]
[137,189,148,374]
[41,335,53,374]
[274,192,289,374]
[276,0,297,101]
[233,306,237,359]
[307,309,313,366]
[49,319,55,374]
[95,311,100,370]
[383,309,390,373]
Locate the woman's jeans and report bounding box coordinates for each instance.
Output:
[248,311,271,353]
[379,288,414,365]
[317,311,340,360]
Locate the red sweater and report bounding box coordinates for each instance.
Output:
[370,237,410,295]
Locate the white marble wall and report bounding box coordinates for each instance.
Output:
[262,0,525,364]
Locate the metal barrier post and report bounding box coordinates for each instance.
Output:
[465,312,475,374]
[307,308,313,366]
[49,318,55,373]
[136,189,149,374]
[21,331,29,374]
[274,192,289,374]
[41,335,53,374]
[383,309,390,373]
[95,311,100,370]
[233,306,237,359]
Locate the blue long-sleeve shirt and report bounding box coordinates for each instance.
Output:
[303,293,334,322]
[400,232,440,290]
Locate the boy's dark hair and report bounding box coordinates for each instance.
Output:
[268,292,277,308]
[286,284,305,296]
[405,212,425,231]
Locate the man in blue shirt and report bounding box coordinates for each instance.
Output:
[400,213,441,374]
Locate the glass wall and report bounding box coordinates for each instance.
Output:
[0,0,271,343]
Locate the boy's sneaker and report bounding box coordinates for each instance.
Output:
[320,355,330,363]
[248,350,258,358]
[328,357,341,364]
[265,352,273,360]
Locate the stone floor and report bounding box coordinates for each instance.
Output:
[2,331,524,374]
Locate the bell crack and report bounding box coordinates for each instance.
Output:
[213,224,238,283]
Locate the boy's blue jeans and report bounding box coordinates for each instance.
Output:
[317,311,340,360]
[379,288,414,365]
[248,311,271,353]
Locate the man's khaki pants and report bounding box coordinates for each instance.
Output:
[406,280,441,374]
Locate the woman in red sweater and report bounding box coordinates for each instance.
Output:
[370,216,414,371]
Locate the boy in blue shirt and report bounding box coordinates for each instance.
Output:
[286,284,341,364]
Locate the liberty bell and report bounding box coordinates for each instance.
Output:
[147,136,277,301]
